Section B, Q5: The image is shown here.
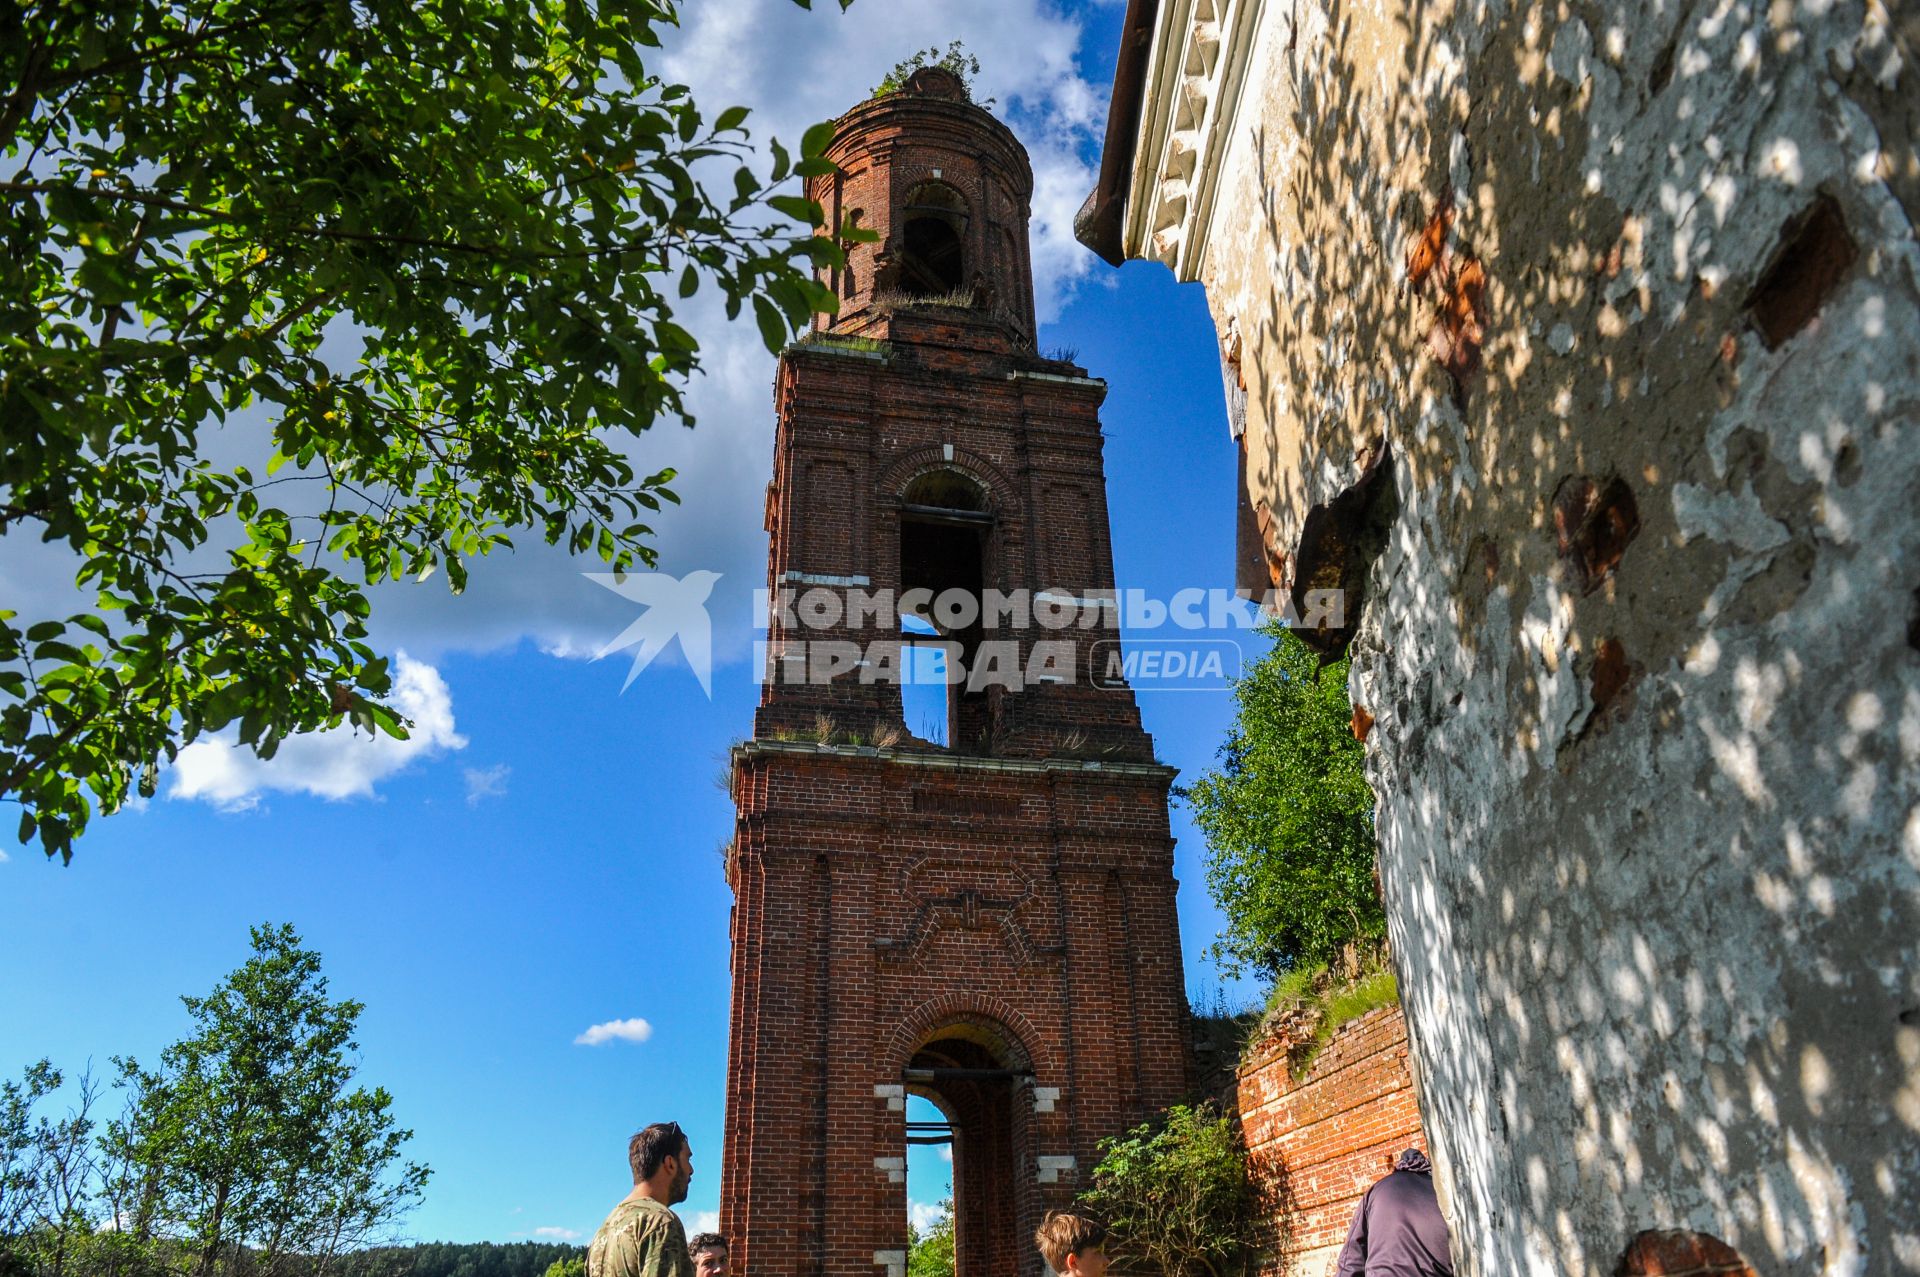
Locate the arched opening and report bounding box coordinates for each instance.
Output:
[900,183,968,297]
[899,470,991,751]
[903,1021,1036,1277]
[903,1094,955,1276]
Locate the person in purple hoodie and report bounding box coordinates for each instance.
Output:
[1334,1148,1456,1277]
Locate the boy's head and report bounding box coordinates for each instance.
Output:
[1034,1211,1108,1277]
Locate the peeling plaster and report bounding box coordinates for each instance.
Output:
[1127,0,1920,1271]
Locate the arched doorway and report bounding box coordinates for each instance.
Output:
[902,1018,1039,1277]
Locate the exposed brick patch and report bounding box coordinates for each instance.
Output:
[1433,256,1486,384]
[1552,475,1641,595]
[1590,638,1632,718]
[1406,201,1451,291]
[1615,1229,1757,1276]
[1746,194,1857,350]
[1406,198,1485,404]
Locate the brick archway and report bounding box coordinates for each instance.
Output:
[880,446,1020,519]
[893,1006,1043,1277]
[885,991,1057,1081]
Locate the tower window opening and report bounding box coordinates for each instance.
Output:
[901,614,949,747]
[899,469,990,751]
[900,183,968,297]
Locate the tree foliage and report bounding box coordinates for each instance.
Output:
[1180,625,1382,979]
[108,923,427,1274]
[1078,1103,1255,1277]
[1,0,863,861]
[323,1241,585,1277]
[0,925,426,1276]
[0,1059,104,1277]
[906,1200,954,1277]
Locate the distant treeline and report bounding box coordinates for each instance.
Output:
[338,1241,586,1277]
[0,1238,584,1277]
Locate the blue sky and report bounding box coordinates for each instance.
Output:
[0,0,1266,1247]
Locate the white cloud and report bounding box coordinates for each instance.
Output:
[685,1210,720,1237]
[910,1201,948,1234]
[464,763,511,806]
[168,654,466,811]
[0,849,9,864]
[938,1145,952,1163]
[574,1017,654,1046]
[533,1227,582,1242]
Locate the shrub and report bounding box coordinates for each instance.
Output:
[873,41,985,100]
[1079,1103,1256,1277]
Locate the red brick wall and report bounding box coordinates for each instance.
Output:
[1237,1006,1427,1277]
[723,745,1190,1277]
[757,324,1151,761]
[724,70,1191,1277]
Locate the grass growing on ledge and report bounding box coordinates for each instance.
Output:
[1321,967,1399,1041]
[788,331,890,356]
[1249,953,1400,1079]
[873,286,980,312]
[763,714,905,750]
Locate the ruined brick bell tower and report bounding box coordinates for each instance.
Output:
[721,67,1190,1277]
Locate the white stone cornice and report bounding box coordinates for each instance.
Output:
[1124,0,1266,280]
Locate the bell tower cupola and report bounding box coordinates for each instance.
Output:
[809,66,1037,342]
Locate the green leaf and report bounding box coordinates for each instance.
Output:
[794,277,840,315]
[715,105,750,133]
[368,704,410,741]
[800,120,837,159]
[752,294,787,354]
[787,236,847,269]
[767,195,824,226]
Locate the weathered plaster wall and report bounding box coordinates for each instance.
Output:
[1184,2,1919,1273]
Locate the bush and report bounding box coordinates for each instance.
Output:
[1079,1103,1256,1277]
[907,1201,955,1277]
[873,41,984,99]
